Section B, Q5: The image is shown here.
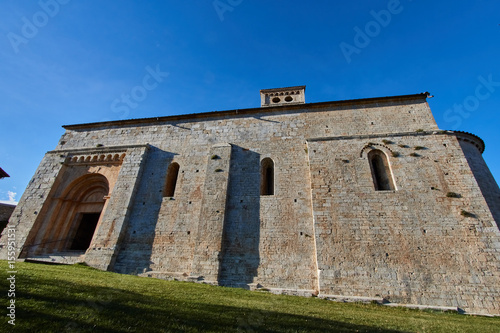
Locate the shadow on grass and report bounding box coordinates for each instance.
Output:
[8,274,406,333]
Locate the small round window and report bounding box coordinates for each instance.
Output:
[285,96,293,102]
[272,97,281,103]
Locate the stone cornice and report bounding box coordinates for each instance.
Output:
[259,85,306,94]
[47,144,151,155]
[307,130,485,154]
[46,144,151,166]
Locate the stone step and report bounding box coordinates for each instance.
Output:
[25,252,86,265]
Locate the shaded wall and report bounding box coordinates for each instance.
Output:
[0,203,15,234]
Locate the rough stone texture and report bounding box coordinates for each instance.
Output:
[1,153,66,258]
[84,145,150,270]
[0,91,499,315]
[307,133,500,314]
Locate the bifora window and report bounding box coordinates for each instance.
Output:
[260,158,274,195]
[368,150,395,191]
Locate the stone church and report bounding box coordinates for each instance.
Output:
[1,86,500,315]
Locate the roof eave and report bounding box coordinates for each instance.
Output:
[63,92,430,130]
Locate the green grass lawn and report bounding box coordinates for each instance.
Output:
[0,260,499,332]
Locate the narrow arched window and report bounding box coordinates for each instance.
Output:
[164,162,180,197]
[260,158,274,195]
[368,150,395,191]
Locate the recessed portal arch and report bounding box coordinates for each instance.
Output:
[33,173,110,254]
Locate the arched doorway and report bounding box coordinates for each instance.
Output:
[35,173,110,254]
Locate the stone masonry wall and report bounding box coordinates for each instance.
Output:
[0,153,66,259]
[85,145,150,270]
[459,139,500,228]
[307,132,500,315]
[1,94,499,314]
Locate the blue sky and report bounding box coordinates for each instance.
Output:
[0,0,499,204]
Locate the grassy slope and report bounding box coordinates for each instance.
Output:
[0,261,499,332]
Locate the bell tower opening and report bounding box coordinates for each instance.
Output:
[260,86,306,107]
